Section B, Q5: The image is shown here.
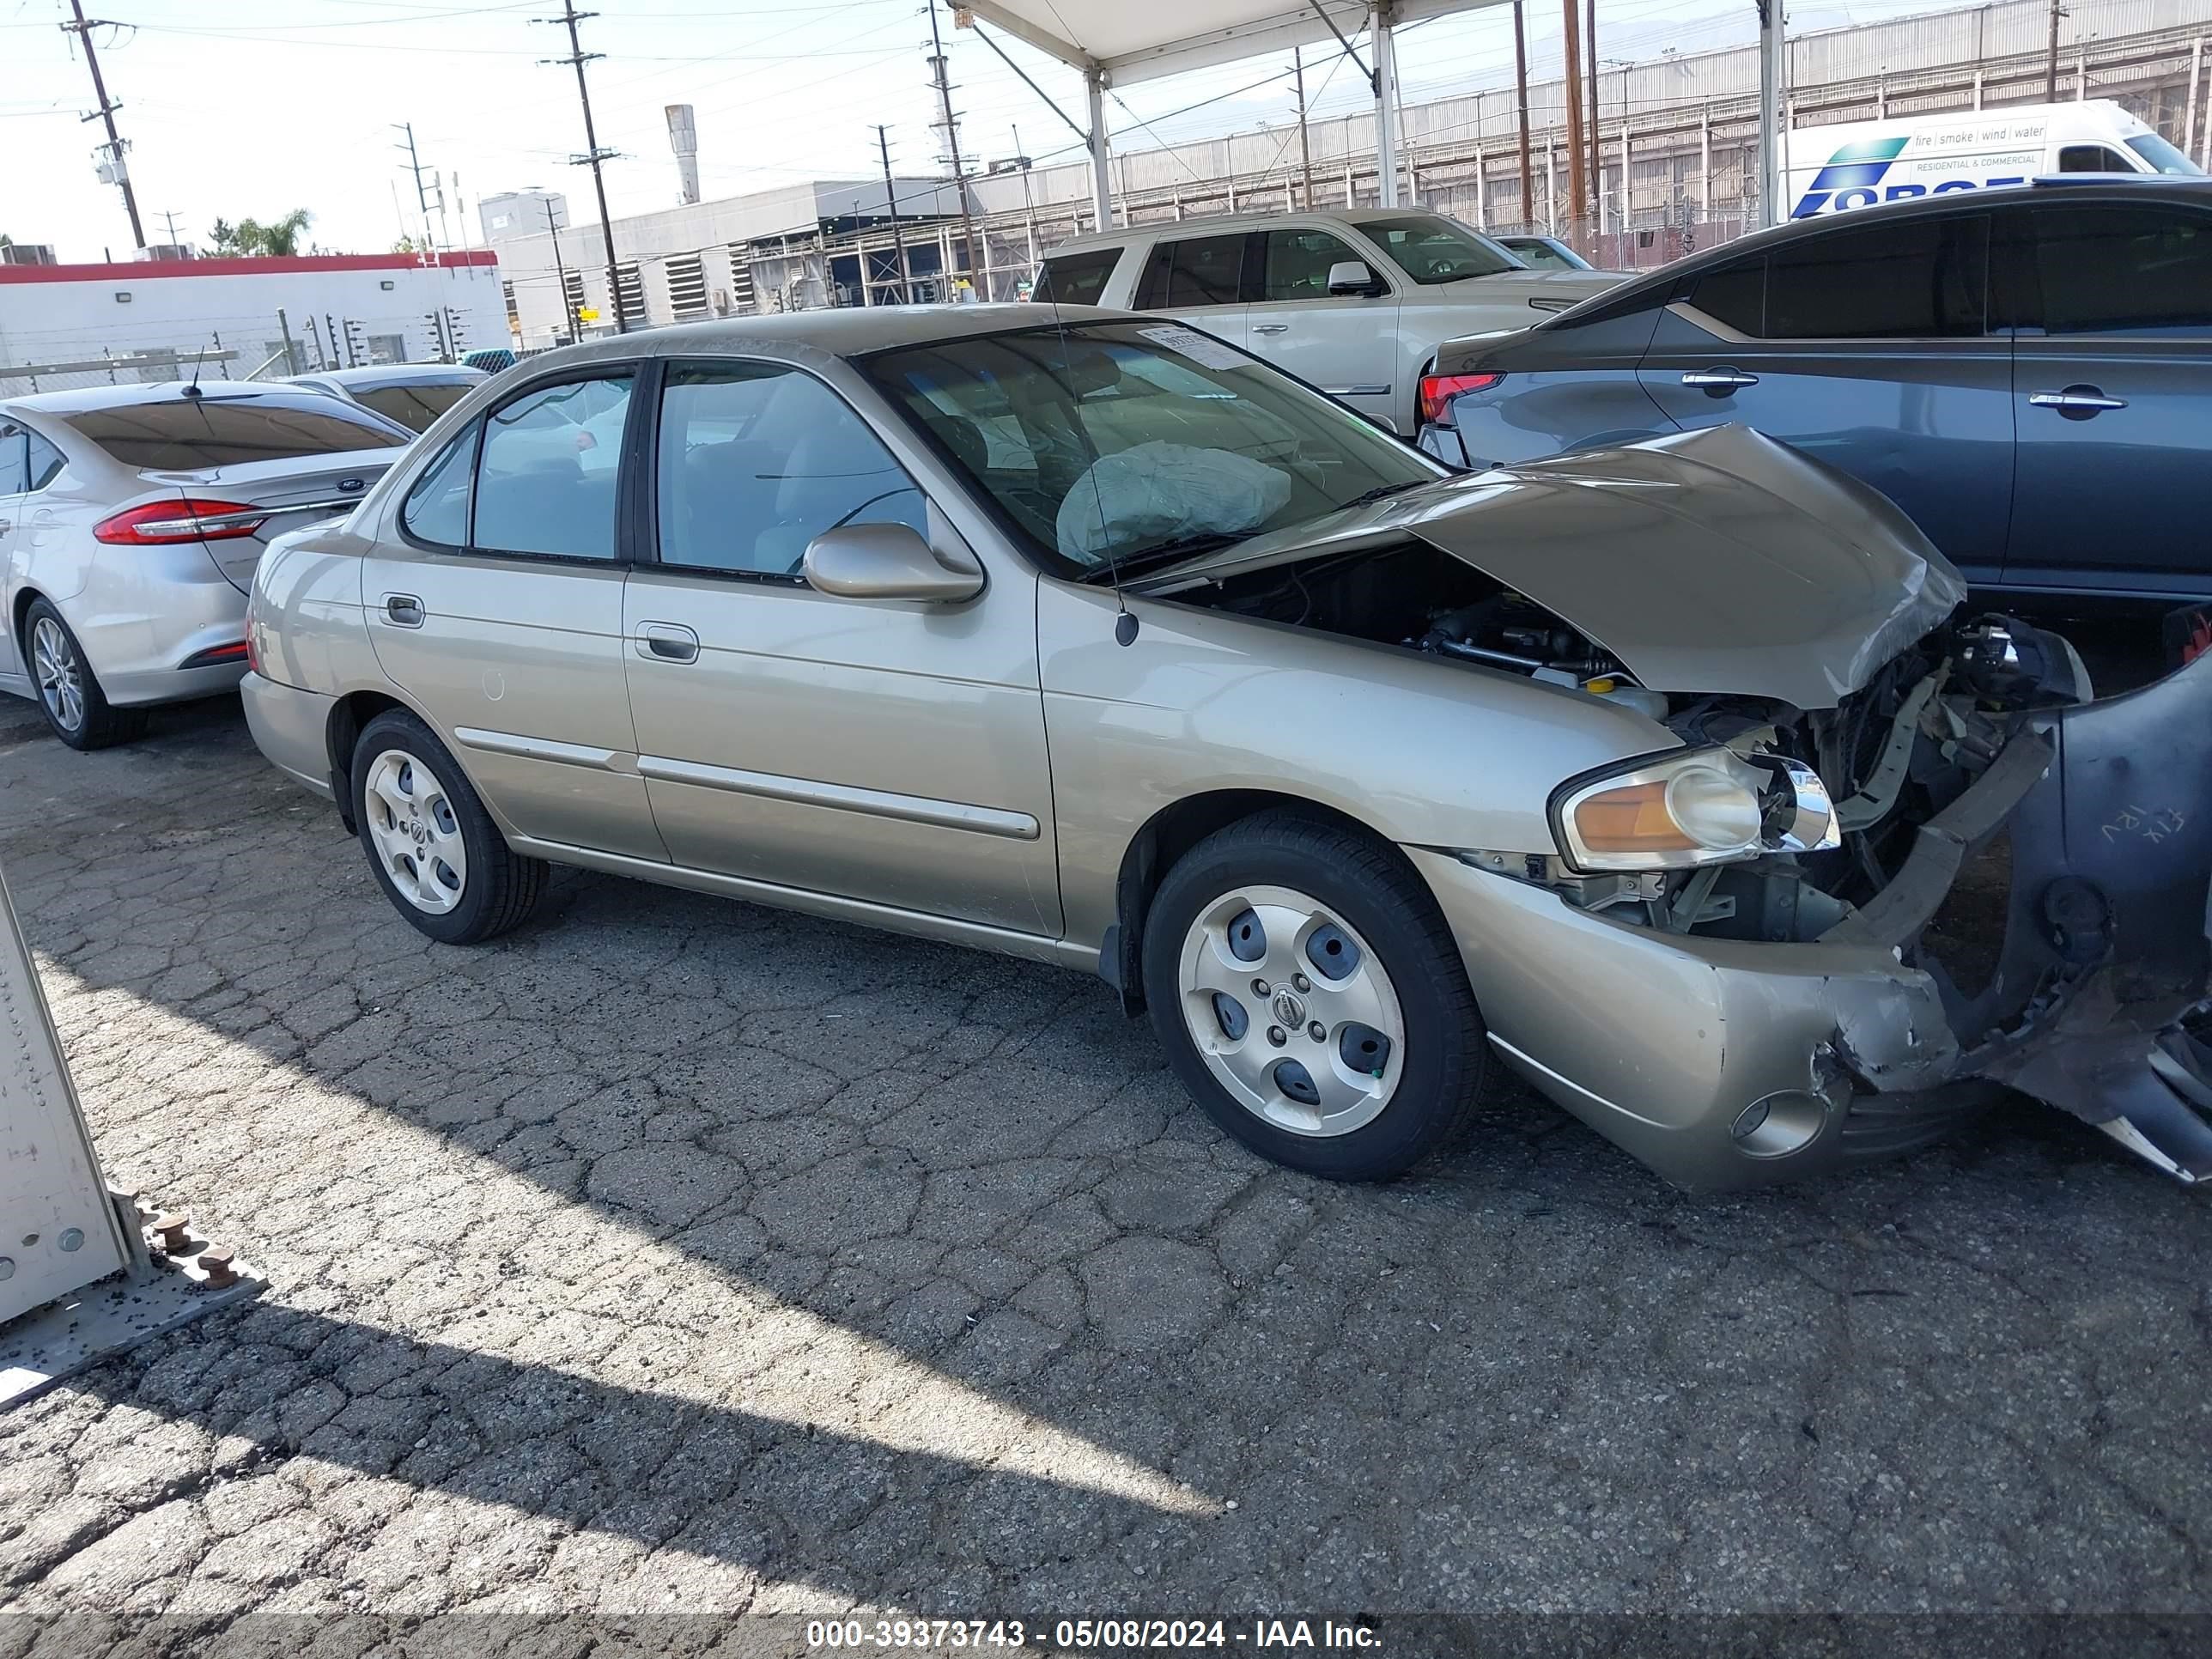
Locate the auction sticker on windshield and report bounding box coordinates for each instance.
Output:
[1139,325,1247,372]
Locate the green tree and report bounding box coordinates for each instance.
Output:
[239,209,313,257]
[210,210,313,257]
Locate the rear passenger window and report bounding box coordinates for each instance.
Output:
[655,362,925,580]
[400,423,478,547]
[472,374,634,560]
[2017,205,2212,335]
[1032,249,1121,306]
[23,432,64,492]
[1680,217,1986,339]
[1682,258,1765,335]
[1133,234,1251,310]
[0,427,26,495]
[1765,216,1984,338]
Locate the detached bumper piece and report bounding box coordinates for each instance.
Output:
[1836,651,2212,1182]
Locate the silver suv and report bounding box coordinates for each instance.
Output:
[1031,208,1621,432]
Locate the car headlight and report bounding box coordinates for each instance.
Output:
[1553,747,1840,872]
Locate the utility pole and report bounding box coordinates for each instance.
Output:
[538,0,628,332]
[1292,47,1316,207]
[2045,0,2066,99]
[875,125,911,305]
[1511,1,1534,232]
[157,208,184,250]
[1561,0,1588,242]
[545,199,576,343]
[393,123,439,258]
[1585,0,1600,235]
[926,0,985,300]
[61,0,145,249]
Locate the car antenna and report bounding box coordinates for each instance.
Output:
[1043,279,1135,645]
[180,331,217,398]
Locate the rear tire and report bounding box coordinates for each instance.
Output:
[352,708,547,944]
[1141,811,1490,1181]
[23,599,148,751]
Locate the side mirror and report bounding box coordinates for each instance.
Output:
[1327,259,1382,297]
[802,522,984,603]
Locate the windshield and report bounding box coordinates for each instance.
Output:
[2126,133,2205,175]
[1505,237,1592,271]
[1364,215,1522,283]
[862,320,1442,579]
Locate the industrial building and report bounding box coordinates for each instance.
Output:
[487,177,972,349]
[0,251,507,397]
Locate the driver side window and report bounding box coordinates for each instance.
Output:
[655,362,927,580]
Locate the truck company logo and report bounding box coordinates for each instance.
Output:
[1788,134,2030,217]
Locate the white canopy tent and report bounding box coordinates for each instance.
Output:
[954,0,1789,229]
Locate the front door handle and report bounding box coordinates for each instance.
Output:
[1251,323,1291,335]
[2029,385,2128,416]
[636,622,699,664]
[383,592,424,628]
[1681,368,1759,393]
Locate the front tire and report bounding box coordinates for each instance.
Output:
[24,599,148,750]
[352,708,547,944]
[1140,811,1490,1181]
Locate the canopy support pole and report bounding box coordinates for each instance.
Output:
[1372,1,1402,207]
[1757,0,1785,226]
[1086,68,1115,228]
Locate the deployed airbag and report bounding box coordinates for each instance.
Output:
[1056,440,1291,562]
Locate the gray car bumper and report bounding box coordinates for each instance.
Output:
[1412,649,2212,1189]
[240,672,337,799]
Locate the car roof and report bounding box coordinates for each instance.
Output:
[1582,174,2212,309]
[287,364,485,388]
[516,302,1134,366]
[1,379,370,416]
[1043,204,1459,255]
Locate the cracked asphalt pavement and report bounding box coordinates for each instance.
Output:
[1,689,2209,1646]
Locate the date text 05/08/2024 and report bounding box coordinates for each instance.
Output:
[804,1619,1383,1650]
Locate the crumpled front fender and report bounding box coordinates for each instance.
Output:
[1839,648,2212,1178]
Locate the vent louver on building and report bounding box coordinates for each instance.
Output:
[665,252,708,319]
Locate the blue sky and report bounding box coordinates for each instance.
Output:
[1,0,1938,262]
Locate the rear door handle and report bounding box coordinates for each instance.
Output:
[383,592,424,628]
[2029,385,2127,416]
[1252,323,1291,335]
[636,622,699,664]
[1681,368,1759,392]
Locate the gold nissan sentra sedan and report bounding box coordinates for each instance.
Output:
[240,305,2212,1190]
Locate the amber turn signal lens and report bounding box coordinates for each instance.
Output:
[1572,781,1686,854]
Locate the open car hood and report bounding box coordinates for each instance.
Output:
[1138,424,1967,711]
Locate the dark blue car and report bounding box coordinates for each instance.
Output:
[1417,178,2212,603]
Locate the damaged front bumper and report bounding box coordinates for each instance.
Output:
[1413,650,2212,1189]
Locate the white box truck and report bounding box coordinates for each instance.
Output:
[1784,99,2202,220]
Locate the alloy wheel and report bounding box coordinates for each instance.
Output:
[363,747,469,915]
[31,617,84,733]
[1175,884,1406,1137]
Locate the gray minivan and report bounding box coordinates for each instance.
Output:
[1417,178,2212,601]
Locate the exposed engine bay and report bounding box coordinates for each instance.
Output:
[1176,538,2087,935]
